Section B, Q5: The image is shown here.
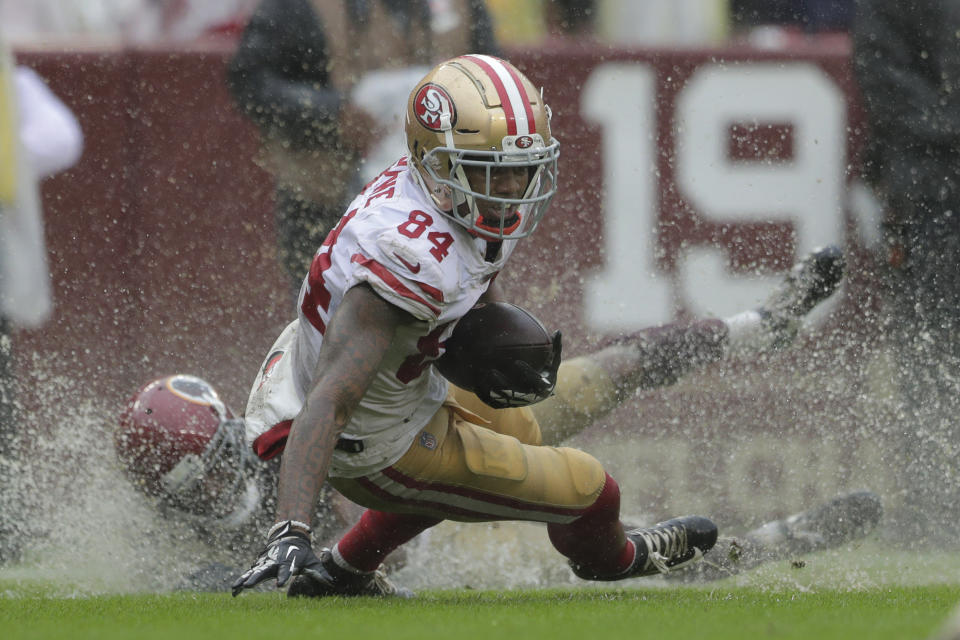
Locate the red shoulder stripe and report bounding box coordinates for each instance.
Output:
[351,253,442,317]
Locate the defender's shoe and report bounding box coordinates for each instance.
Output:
[748,489,882,555]
[669,490,883,582]
[286,548,415,598]
[570,515,718,581]
[759,245,846,348]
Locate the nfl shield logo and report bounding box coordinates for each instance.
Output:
[419,431,437,450]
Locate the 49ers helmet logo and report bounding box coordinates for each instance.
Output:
[413,84,457,131]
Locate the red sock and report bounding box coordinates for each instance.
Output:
[335,510,442,572]
[547,473,634,577]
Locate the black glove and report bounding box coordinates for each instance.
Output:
[476,331,562,409]
[231,520,323,596]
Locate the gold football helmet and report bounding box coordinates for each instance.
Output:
[405,54,560,239]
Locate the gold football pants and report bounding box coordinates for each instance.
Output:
[330,384,608,524]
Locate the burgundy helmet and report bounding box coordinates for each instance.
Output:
[115,374,256,518]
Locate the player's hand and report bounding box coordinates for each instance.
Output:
[231,521,323,596]
[476,331,562,409]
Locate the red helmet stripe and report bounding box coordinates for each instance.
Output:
[462,55,534,136]
[500,61,537,135]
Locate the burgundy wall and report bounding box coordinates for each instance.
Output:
[15,43,287,412]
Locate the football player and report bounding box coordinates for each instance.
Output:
[114,374,361,590]
[116,371,881,590]
[227,54,852,599]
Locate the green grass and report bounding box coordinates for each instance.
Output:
[4,541,960,639]
[2,586,959,640]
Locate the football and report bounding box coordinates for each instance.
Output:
[436,301,554,392]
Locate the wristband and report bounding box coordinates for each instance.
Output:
[268,519,313,540]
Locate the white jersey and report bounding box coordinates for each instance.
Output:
[246,157,518,477]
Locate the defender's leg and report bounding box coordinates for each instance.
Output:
[534,246,845,445]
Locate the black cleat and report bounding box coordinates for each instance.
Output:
[626,515,719,577]
[570,515,718,581]
[748,489,883,554]
[286,548,415,598]
[670,490,883,582]
[759,245,845,348]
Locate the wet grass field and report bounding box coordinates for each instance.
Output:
[3,584,959,640]
[5,539,960,640]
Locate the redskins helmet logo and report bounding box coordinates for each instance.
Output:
[413,84,456,131]
[166,375,217,406]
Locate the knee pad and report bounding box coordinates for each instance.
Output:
[557,446,608,500]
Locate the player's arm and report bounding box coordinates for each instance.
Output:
[276,283,410,524]
[232,283,411,594]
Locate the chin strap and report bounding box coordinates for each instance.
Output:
[475,211,522,236]
[439,110,455,149]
